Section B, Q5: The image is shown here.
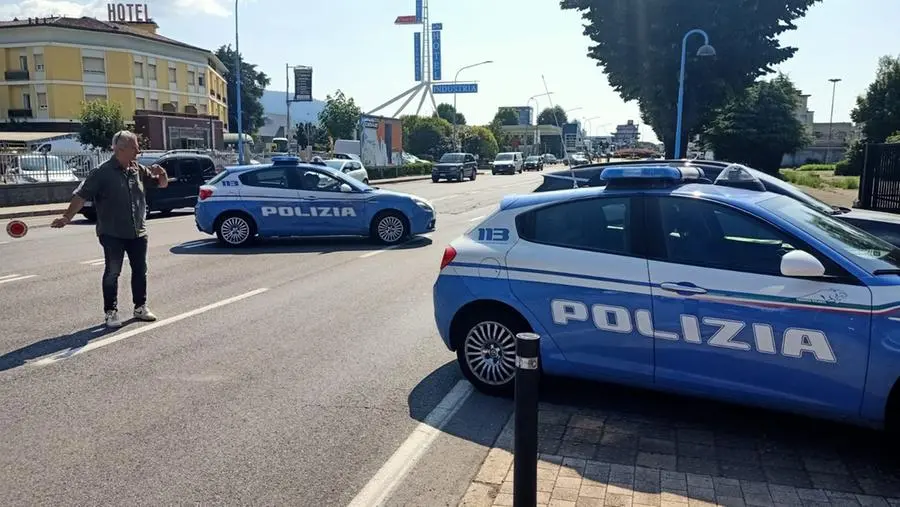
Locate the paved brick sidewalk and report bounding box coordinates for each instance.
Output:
[461,400,900,507]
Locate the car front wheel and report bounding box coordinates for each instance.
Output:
[371,210,408,245]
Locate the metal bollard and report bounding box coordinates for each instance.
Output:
[513,332,541,507]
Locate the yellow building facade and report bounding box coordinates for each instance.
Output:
[0,16,228,131]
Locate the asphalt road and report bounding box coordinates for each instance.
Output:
[0,168,554,506]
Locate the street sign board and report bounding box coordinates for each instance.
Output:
[414,32,422,82]
[431,29,441,81]
[6,219,28,238]
[415,0,422,22]
[395,15,417,24]
[432,22,442,30]
[432,83,478,94]
[293,67,312,101]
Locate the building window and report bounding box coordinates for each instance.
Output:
[82,56,105,74]
[198,74,205,87]
[198,103,208,114]
[84,94,107,103]
[133,62,143,78]
[136,97,145,109]
[187,70,195,85]
[37,93,48,110]
[148,63,157,80]
[149,99,159,110]
[34,54,44,71]
[168,67,176,83]
[23,93,32,110]
[19,55,27,70]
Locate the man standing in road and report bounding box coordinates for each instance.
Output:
[51,130,169,328]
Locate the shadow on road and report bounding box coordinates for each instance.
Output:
[0,324,118,372]
[169,235,433,256]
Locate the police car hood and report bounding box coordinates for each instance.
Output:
[368,188,420,201]
[839,208,900,225]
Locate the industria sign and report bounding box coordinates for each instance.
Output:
[107,3,151,23]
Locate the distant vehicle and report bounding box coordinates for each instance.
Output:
[323,158,369,183]
[542,154,558,165]
[331,152,362,162]
[432,152,478,182]
[492,152,523,175]
[194,155,436,246]
[7,154,78,183]
[523,156,544,171]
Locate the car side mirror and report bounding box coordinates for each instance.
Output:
[780,250,825,277]
[340,183,353,193]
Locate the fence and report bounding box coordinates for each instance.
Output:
[858,143,900,213]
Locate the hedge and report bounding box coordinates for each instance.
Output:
[367,162,433,180]
[791,163,836,172]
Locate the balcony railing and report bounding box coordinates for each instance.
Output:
[4,70,29,80]
[8,108,33,118]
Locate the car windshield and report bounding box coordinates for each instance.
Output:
[439,154,465,163]
[526,156,540,162]
[496,154,513,161]
[760,195,900,274]
[324,160,345,170]
[19,155,66,171]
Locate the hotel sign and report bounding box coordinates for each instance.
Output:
[107,3,151,23]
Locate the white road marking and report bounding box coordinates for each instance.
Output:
[0,241,9,245]
[358,234,432,259]
[468,215,486,222]
[347,380,474,507]
[80,258,105,265]
[430,194,459,203]
[0,274,36,284]
[30,288,269,367]
[180,240,214,249]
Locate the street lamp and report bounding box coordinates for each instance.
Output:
[527,92,553,155]
[674,28,716,159]
[583,116,601,158]
[452,60,493,149]
[234,0,244,164]
[827,78,842,163]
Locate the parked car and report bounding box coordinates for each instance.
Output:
[491,152,523,175]
[523,156,544,171]
[432,152,478,182]
[7,154,78,183]
[324,158,370,184]
[542,154,558,165]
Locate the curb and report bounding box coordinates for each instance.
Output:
[0,207,67,220]
[369,175,433,185]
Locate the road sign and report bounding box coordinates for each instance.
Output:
[6,219,28,238]
[415,0,422,22]
[432,29,441,81]
[432,22,442,30]
[432,83,478,94]
[414,32,422,82]
[395,15,417,24]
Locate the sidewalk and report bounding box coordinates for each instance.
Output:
[461,402,900,507]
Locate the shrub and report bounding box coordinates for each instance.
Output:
[781,170,823,188]
[793,164,835,172]
[366,162,433,180]
[834,159,851,176]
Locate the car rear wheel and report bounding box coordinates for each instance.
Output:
[216,212,255,247]
[470,169,477,181]
[432,177,439,183]
[456,311,531,397]
[371,210,408,245]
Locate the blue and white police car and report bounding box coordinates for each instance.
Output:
[433,164,900,429]
[194,156,436,246]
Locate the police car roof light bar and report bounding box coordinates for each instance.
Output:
[600,165,705,184]
[272,155,301,165]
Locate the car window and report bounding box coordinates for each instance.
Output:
[654,197,795,276]
[179,159,203,183]
[200,158,217,179]
[496,154,513,161]
[324,160,344,170]
[518,197,633,255]
[239,167,289,189]
[296,169,344,192]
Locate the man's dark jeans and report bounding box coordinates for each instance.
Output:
[99,234,148,313]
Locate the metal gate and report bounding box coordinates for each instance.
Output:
[858,143,900,213]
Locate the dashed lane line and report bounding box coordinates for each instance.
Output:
[358,234,433,259]
[0,274,37,284]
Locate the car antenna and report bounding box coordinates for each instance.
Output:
[541,74,575,188]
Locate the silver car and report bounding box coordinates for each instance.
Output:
[324,159,370,184]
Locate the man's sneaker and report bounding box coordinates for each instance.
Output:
[105,310,122,328]
[133,305,158,322]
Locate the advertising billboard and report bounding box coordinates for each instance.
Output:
[431,29,442,81]
[414,32,422,82]
[293,67,312,102]
[360,115,403,167]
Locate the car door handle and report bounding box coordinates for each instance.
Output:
[304,195,317,200]
[659,282,708,295]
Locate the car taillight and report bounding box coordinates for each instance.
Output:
[440,245,457,270]
[198,188,214,200]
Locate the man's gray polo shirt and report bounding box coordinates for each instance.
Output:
[75,157,159,239]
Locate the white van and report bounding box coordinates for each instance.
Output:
[491,152,523,175]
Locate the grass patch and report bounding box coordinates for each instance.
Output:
[781,169,859,190]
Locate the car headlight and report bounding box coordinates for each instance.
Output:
[414,198,434,211]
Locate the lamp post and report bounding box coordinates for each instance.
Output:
[452,60,493,150]
[527,92,553,156]
[673,28,716,159]
[826,78,842,164]
[234,0,244,164]
[583,116,601,158]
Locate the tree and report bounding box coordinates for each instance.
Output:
[318,90,362,140]
[294,122,329,150]
[461,126,499,161]
[851,55,900,143]
[560,0,820,157]
[78,99,126,149]
[704,74,811,174]
[215,45,270,135]
[537,106,568,126]
[435,103,466,125]
[493,108,519,126]
[401,115,453,159]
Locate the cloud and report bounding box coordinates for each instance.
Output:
[0,0,234,20]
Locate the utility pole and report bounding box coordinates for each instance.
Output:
[285,63,291,150]
[827,78,842,164]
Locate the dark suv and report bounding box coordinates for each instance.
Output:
[432,152,478,182]
[80,151,218,222]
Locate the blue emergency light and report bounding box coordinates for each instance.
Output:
[600,165,706,187]
[271,155,301,165]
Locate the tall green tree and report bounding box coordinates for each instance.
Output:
[215,45,270,135]
[461,125,499,161]
[401,115,453,159]
[435,103,466,125]
[560,0,820,157]
[77,99,126,149]
[852,55,900,143]
[537,106,568,126]
[704,75,810,174]
[318,90,362,140]
[294,122,328,150]
[493,108,519,126]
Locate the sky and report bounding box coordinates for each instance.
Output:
[2,0,899,144]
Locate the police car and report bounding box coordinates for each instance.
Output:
[433,163,900,429]
[194,156,436,246]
